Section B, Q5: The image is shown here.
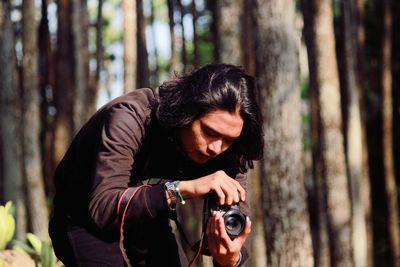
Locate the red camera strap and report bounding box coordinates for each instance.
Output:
[116,185,151,267]
[116,185,205,267]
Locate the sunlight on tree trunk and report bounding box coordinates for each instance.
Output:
[353,1,374,266]
[123,0,137,93]
[301,0,353,266]
[340,1,369,266]
[255,0,314,266]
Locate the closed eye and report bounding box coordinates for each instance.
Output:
[203,126,219,138]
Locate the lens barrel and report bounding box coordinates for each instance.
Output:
[222,208,246,238]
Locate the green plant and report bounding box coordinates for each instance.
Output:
[13,233,57,267]
[0,201,16,250]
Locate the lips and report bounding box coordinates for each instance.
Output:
[197,151,211,162]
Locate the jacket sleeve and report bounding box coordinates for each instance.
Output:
[87,101,172,230]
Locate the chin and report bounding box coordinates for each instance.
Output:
[190,153,210,164]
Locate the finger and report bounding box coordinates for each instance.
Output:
[206,212,215,249]
[230,182,240,204]
[221,178,241,205]
[233,180,246,202]
[213,187,226,205]
[207,212,220,252]
[224,178,241,204]
[212,212,220,237]
[233,216,252,246]
[221,185,234,205]
[217,213,232,245]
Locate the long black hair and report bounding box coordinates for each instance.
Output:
[156,63,263,172]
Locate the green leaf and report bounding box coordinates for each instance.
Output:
[26,233,42,255]
[4,215,15,244]
[4,201,12,213]
[11,239,37,256]
[41,240,57,267]
[0,202,15,249]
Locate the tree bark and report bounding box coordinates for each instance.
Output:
[123,0,137,93]
[149,0,159,84]
[0,0,27,240]
[167,0,178,73]
[54,0,74,166]
[255,0,314,266]
[301,0,353,266]
[307,47,330,266]
[22,0,49,239]
[354,1,374,266]
[86,0,103,117]
[71,0,89,132]
[243,0,256,76]
[38,0,56,197]
[215,0,243,65]
[136,0,149,87]
[247,162,267,267]
[340,1,369,266]
[381,0,400,266]
[191,0,200,68]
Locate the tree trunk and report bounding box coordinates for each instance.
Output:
[255,0,314,266]
[354,1,374,266]
[167,0,178,73]
[308,61,330,267]
[177,0,187,72]
[54,0,74,166]
[86,0,103,117]
[381,0,400,266]
[215,0,243,65]
[149,0,159,84]
[247,162,267,267]
[191,0,200,68]
[123,0,137,93]
[71,0,89,132]
[207,0,218,63]
[136,0,149,87]
[38,0,56,197]
[301,0,353,266]
[0,0,27,240]
[22,0,49,239]
[243,0,256,76]
[339,1,369,266]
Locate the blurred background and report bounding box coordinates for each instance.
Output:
[0,0,399,266]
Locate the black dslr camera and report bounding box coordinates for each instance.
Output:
[204,193,247,239]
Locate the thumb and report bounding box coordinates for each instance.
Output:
[233,216,251,245]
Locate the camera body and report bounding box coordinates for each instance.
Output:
[205,193,247,239]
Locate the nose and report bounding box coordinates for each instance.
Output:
[208,139,223,156]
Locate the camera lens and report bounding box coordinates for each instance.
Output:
[225,216,241,232]
[223,211,246,238]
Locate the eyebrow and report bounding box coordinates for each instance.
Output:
[201,121,240,140]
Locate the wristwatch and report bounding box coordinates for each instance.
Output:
[164,180,185,205]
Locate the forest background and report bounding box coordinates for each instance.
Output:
[0,0,399,266]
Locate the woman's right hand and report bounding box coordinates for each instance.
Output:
[178,170,245,205]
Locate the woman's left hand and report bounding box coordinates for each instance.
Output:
[206,211,251,267]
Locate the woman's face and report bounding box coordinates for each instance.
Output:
[178,109,244,164]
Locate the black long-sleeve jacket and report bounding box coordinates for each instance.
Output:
[50,88,250,266]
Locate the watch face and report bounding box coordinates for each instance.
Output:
[165,182,175,191]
